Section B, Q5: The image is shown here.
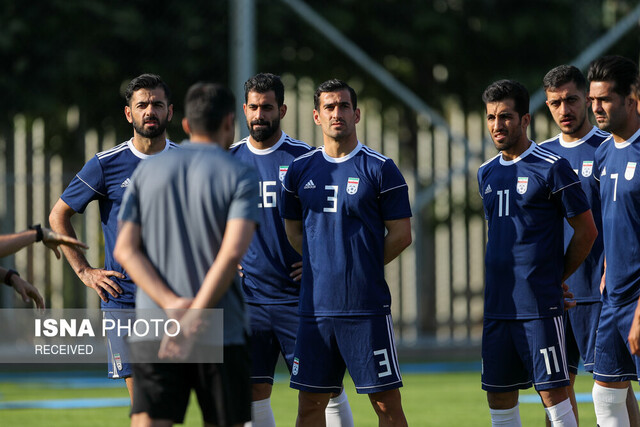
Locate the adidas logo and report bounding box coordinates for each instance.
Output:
[121,178,131,188]
[303,180,316,190]
[484,184,492,194]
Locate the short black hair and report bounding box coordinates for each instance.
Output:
[124,74,172,106]
[482,79,529,117]
[314,79,357,110]
[184,82,235,135]
[587,55,639,97]
[543,65,587,92]
[244,73,285,107]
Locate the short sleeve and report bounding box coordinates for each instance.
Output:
[379,159,412,220]
[227,165,260,223]
[280,161,302,220]
[550,158,590,219]
[60,156,106,213]
[118,168,142,225]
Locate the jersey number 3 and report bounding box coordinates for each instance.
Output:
[324,185,338,213]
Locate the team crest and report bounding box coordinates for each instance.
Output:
[581,161,593,177]
[625,162,637,180]
[516,177,528,195]
[346,177,360,195]
[114,353,123,371]
[279,166,289,182]
[292,357,300,376]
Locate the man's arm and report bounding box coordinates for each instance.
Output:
[113,220,189,309]
[0,266,45,309]
[190,218,256,309]
[0,227,86,259]
[563,209,598,282]
[284,219,303,255]
[49,198,124,302]
[384,218,412,265]
[0,230,41,258]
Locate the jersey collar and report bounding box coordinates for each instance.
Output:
[321,141,363,163]
[558,126,600,148]
[499,141,535,166]
[245,132,287,155]
[127,138,172,159]
[614,126,640,149]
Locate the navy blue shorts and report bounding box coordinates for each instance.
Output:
[247,302,298,384]
[290,314,402,394]
[593,299,640,383]
[481,316,570,392]
[103,301,135,379]
[565,301,601,374]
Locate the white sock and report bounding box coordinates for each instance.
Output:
[251,398,276,427]
[489,403,522,426]
[592,383,630,427]
[325,390,354,427]
[544,398,577,427]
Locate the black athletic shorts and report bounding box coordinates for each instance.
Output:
[131,344,251,425]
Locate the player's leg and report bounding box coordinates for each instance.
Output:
[297,391,332,427]
[246,303,284,427]
[592,300,637,426]
[131,412,173,427]
[125,377,134,404]
[626,383,640,426]
[538,387,576,427]
[290,316,345,426]
[103,304,135,399]
[326,388,354,427]
[482,318,530,426]
[526,316,576,426]
[270,303,355,426]
[196,345,252,427]
[367,388,407,427]
[486,391,522,426]
[130,357,191,427]
[335,314,406,426]
[545,309,581,426]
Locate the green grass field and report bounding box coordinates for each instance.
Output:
[0,367,609,426]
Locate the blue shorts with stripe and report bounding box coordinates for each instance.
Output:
[481,316,570,392]
[565,301,601,374]
[103,300,135,379]
[289,314,402,394]
[247,302,299,384]
[593,299,640,383]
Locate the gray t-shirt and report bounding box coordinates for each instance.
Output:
[119,142,260,345]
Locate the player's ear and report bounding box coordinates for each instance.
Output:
[354,108,361,124]
[280,103,287,120]
[167,104,174,122]
[182,117,191,136]
[124,105,133,124]
[521,113,531,129]
[313,109,321,125]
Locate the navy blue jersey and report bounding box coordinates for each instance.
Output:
[281,142,412,316]
[229,132,313,304]
[478,142,590,319]
[61,139,179,307]
[594,128,640,307]
[540,127,608,302]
